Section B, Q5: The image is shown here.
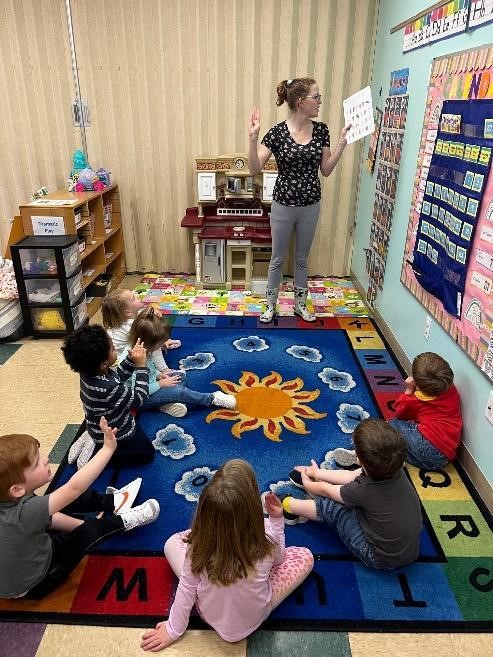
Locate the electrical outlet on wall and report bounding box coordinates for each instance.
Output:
[424,315,432,340]
[485,391,493,424]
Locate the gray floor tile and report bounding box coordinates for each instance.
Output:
[247,630,351,657]
[48,423,81,463]
[0,343,22,365]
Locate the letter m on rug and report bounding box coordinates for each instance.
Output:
[97,567,148,601]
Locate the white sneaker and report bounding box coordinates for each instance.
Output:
[67,431,91,464]
[107,477,142,515]
[76,435,96,470]
[329,448,359,467]
[120,499,160,531]
[158,402,187,417]
[212,391,236,409]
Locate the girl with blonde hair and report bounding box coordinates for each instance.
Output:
[141,459,313,651]
[123,307,236,416]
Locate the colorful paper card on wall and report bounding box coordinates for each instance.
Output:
[402,0,469,52]
[389,68,409,95]
[469,0,493,28]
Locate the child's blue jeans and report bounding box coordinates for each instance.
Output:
[315,496,391,569]
[143,384,213,409]
[388,419,448,470]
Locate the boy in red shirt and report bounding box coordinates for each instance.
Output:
[332,352,462,471]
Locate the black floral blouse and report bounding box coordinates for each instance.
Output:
[262,120,330,206]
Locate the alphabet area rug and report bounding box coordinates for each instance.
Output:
[1,316,491,632]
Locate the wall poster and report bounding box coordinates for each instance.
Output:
[401,44,493,381]
[366,93,409,307]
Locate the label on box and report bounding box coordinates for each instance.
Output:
[31,216,65,235]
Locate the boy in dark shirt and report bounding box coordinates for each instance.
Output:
[61,324,154,468]
[0,417,159,599]
[284,419,422,569]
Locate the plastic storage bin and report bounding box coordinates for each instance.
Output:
[25,279,62,304]
[67,270,84,305]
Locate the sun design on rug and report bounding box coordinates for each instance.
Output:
[206,371,327,442]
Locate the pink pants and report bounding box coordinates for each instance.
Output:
[164,530,314,611]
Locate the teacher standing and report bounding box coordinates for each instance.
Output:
[248,77,350,323]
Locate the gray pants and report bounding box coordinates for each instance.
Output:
[267,200,321,289]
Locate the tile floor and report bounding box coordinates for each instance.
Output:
[0,275,491,656]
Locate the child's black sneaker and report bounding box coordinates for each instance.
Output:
[288,469,304,489]
[281,495,307,525]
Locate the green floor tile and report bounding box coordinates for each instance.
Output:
[0,343,22,365]
[247,631,350,657]
[48,424,81,463]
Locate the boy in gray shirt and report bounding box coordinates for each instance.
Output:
[0,415,159,599]
[283,419,423,569]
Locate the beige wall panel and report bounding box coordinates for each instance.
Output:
[2,0,376,275]
[0,0,77,249]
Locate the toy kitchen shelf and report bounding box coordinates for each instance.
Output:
[10,235,87,337]
[18,185,126,318]
[182,154,278,291]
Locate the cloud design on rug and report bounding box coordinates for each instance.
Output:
[179,352,215,370]
[268,479,312,501]
[233,336,269,352]
[286,345,322,362]
[336,403,370,433]
[152,425,196,459]
[175,466,217,502]
[318,368,356,392]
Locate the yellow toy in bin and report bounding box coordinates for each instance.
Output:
[35,309,66,331]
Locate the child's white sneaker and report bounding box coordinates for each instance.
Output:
[67,431,91,464]
[76,434,96,470]
[329,448,359,467]
[158,402,187,417]
[212,392,236,409]
[107,477,142,515]
[120,499,160,531]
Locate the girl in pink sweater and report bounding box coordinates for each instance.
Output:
[141,459,313,651]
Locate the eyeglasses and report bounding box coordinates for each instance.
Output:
[304,94,322,102]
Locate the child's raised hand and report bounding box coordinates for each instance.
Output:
[264,492,283,518]
[99,416,117,452]
[158,373,181,388]
[129,338,147,368]
[404,375,416,395]
[141,621,175,652]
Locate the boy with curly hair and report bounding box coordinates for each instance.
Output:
[61,324,154,468]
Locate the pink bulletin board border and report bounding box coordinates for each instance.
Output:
[401,44,493,380]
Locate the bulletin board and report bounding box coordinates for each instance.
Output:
[401,44,493,381]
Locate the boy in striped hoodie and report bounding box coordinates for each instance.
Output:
[62,324,154,468]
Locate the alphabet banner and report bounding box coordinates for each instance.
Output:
[401,44,493,380]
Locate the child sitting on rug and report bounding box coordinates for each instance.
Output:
[61,324,155,468]
[102,288,181,364]
[284,419,422,570]
[140,459,313,651]
[123,307,236,417]
[0,417,159,600]
[330,352,462,471]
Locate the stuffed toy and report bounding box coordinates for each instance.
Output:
[71,150,89,178]
[75,168,105,192]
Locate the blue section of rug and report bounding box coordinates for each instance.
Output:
[45,317,493,629]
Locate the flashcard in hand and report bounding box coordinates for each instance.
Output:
[343,86,375,144]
